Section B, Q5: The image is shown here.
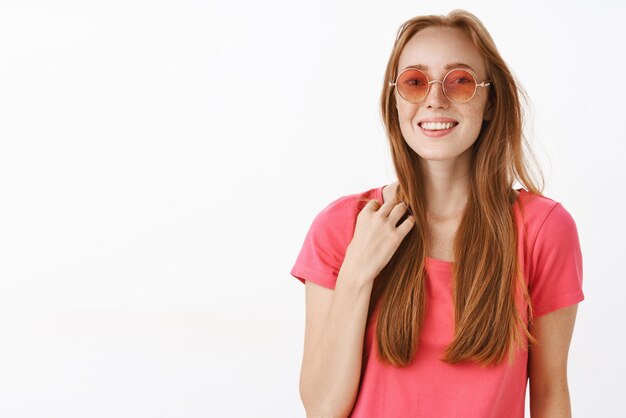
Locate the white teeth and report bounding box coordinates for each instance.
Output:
[420,122,456,130]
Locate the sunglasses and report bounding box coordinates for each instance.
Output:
[388,67,491,103]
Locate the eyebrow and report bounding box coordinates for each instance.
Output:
[403,62,475,72]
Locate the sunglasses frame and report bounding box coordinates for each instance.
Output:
[388,67,491,104]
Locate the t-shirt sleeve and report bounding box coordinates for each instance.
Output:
[290,197,357,290]
[529,202,585,317]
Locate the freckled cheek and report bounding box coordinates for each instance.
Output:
[461,100,488,125]
[395,100,419,123]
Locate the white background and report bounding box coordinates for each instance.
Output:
[0,0,623,417]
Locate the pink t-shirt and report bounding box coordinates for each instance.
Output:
[290,185,584,418]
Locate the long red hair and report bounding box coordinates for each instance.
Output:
[363,9,544,367]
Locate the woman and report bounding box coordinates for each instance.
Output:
[290,9,584,418]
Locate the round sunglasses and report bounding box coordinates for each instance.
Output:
[389,68,491,103]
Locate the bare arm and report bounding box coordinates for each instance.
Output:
[299,272,374,418]
[529,304,579,418]
[299,198,414,418]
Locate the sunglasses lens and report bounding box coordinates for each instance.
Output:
[396,69,429,102]
[444,69,477,102]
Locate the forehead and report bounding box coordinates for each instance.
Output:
[397,26,486,77]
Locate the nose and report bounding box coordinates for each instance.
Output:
[424,80,449,109]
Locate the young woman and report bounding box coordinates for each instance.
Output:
[290,9,584,418]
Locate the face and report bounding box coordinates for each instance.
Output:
[394,26,492,163]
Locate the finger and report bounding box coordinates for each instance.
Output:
[363,199,382,212]
[387,201,411,225]
[376,197,404,217]
[396,214,415,235]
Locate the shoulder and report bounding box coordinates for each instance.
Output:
[312,185,381,228]
[290,185,382,288]
[516,190,582,280]
[516,189,560,221]
[518,191,584,316]
[516,189,577,243]
[305,185,381,248]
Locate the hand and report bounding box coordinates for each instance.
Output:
[340,199,414,286]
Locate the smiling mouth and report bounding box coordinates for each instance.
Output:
[417,122,458,138]
[418,121,459,131]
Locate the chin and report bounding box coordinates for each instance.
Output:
[418,153,460,162]
[413,145,475,162]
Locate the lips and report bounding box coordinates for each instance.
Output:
[418,117,459,124]
[420,121,458,130]
[417,119,458,138]
[418,117,459,128]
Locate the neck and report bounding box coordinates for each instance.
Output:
[418,152,471,218]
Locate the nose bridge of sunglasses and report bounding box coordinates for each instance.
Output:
[424,79,446,99]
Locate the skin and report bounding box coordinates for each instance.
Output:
[394,26,493,221]
[528,304,579,417]
[388,26,579,417]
